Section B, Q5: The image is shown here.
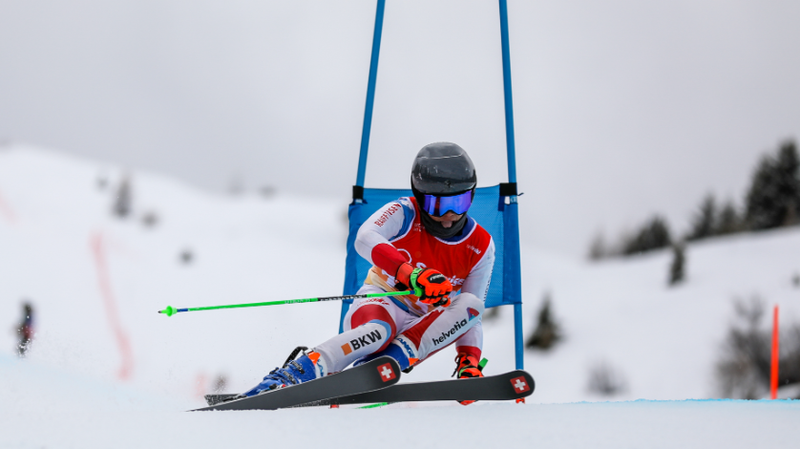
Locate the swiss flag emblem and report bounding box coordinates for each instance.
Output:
[510,376,530,393]
[378,363,396,382]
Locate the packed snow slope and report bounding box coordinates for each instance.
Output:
[1,144,797,448]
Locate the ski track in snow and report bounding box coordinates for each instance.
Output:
[1,145,799,448]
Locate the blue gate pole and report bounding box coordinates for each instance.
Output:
[355,0,386,190]
[498,0,524,370]
[341,0,387,332]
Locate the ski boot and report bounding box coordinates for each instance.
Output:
[241,346,325,397]
[452,352,487,405]
[453,353,485,379]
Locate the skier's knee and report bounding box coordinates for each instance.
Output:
[349,304,397,342]
[451,292,484,317]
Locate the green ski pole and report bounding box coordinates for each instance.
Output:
[158,290,413,317]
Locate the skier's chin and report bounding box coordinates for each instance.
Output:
[420,211,467,239]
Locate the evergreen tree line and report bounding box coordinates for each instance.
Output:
[590,139,800,259]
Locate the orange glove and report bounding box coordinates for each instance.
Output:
[396,263,453,307]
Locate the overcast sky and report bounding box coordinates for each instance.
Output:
[1,0,799,256]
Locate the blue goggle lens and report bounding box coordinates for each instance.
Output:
[420,191,473,217]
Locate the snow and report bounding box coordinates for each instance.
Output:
[1,144,798,448]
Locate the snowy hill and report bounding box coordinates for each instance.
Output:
[1,144,798,448]
[521,228,800,403]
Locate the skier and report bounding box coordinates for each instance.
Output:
[16,301,35,357]
[242,142,495,399]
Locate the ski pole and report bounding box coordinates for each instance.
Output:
[158,290,413,317]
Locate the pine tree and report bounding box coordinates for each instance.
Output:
[716,200,741,235]
[622,215,672,255]
[745,154,777,230]
[688,193,716,241]
[525,293,562,351]
[745,140,800,230]
[669,241,686,286]
[775,140,800,226]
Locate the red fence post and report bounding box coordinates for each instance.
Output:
[770,305,779,399]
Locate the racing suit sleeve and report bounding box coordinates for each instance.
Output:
[354,200,410,276]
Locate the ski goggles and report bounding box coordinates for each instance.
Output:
[419,190,473,217]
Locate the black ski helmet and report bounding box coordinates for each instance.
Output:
[410,142,477,197]
[410,142,477,239]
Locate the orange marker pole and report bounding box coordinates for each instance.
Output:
[770,305,779,400]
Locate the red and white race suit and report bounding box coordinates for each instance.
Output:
[314,197,495,374]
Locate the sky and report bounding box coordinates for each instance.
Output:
[1,0,799,255]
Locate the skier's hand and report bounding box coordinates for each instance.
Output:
[396,263,452,307]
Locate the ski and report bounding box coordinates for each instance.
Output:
[300,369,534,407]
[194,356,401,411]
[205,368,534,408]
[205,393,239,407]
